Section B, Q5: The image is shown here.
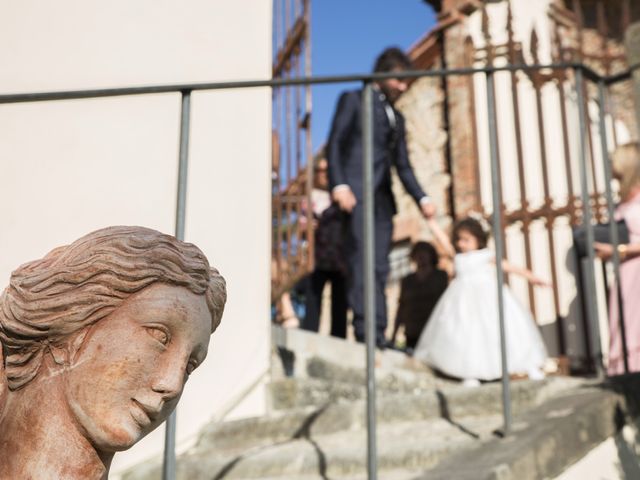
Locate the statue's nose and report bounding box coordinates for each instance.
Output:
[151,357,185,400]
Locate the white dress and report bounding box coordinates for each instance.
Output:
[413,248,547,381]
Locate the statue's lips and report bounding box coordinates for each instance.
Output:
[130,399,160,427]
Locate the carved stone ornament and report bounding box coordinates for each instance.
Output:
[0,226,226,479]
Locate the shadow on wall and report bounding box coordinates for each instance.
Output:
[539,245,592,373]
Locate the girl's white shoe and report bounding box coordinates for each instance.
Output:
[527,368,545,381]
[461,378,481,388]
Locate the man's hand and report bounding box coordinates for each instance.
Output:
[421,201,436,219]
[332,187,357,213]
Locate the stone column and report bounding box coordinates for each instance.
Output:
[627,22,640,135]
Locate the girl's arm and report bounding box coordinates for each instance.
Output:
[427,218,456,258]
[499,259,551,287]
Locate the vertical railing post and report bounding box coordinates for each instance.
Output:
[575,68,604,377]
[174,90,192,242]
[163,89,191,480]
[597,80,628,374]
[303,0,314,272]
[362,81,377,480]
[485,70,512,435]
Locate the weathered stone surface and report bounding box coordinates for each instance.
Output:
[122,374,591,480]
[120,317,640,480]
[305,356,439,390]
[125,414,502,480]
[123,318,640,480]
[271,324,431,380]
[194,374,581,456]
[394,76,450,242]
[268,374,583,413]
[415,373,640,480]
[416,386,621,480]
[0,226,226,480]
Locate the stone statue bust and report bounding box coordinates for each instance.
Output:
[0,226,226,479]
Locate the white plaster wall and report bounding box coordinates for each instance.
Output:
[0,0,272,475]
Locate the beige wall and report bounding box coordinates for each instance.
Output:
[0,0,272,475]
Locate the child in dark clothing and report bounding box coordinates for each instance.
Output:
[391,241,448,352]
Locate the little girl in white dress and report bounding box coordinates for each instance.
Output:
[413,217,548,386]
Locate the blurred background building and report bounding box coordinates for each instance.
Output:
[272,0,640,373]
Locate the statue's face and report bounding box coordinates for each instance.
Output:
[63,283,211,452]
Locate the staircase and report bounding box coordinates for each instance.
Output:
[122,327,617,480]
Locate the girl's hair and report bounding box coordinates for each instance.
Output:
[452,217,489,250]
[613,142,640,201]
[410,241,438,267]
[0,226,226,391]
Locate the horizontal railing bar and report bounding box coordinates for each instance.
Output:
[605,70,631,85]
[605,63,640,86]
[0,62,624,104]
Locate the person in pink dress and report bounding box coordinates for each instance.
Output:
[595,142,640,374]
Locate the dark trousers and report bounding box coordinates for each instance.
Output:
[346,203,393,345]
[302,269,348,338]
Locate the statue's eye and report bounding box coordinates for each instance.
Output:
[145,326,170,346]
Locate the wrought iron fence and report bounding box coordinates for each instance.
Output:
[271,0,313,304]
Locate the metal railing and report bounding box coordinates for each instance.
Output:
[1,60,637,479]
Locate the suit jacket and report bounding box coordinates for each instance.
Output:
[326,89,426,217]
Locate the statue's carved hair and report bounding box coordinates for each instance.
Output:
[0,226,226,391]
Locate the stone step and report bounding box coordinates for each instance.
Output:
[253,469,423,480]
[271,325,431,380]
[124,414,502,480]
[268,374,583,411]
[120,371,588,480]
[193,376,582,455]
[417,384,622,480]
[253,472,415,480]
[251,473,416,480]
[303,355,442,389]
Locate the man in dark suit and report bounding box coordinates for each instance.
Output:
[326,47,435,347]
